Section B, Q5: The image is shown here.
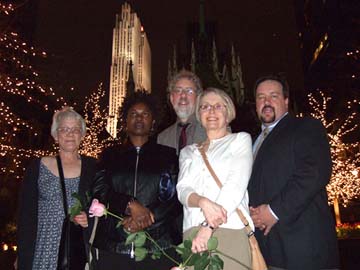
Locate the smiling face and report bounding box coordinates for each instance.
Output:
[126,102,154,139]
[54,117,83,153]
[199,92,228,133]
[255,80,289,125]
[169,78,197,122]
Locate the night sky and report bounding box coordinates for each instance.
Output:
[31,0,304,105]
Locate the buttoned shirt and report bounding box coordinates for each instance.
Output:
[177,132,254,231]
[252,112,288,220]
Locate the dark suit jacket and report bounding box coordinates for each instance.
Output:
[248,114,339,270]
[17,155,97,270]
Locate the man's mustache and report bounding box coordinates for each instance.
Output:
[262,105,275,113]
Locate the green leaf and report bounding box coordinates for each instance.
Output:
[207,237,218,251]
[134,247,148,262]
[209,254,224,270]
[69,194,83,221]
[115,221,122,229]
[194,254,210,270]
[151,249,162,260]
[125,233,137,245]
[175,246,186,255]
[134,231,147,247]
[186,253,201,266]
[183,239,192,249]
[71,192,82,202]
[208,263,222,270]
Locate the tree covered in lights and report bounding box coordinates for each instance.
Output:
[80,83,112,158]
[0,2,64,179]
[307,91,360,224]
[0,1,64,237]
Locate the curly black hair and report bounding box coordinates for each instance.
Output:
[119,90,158,126]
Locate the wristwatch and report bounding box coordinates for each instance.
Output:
[200,221,215,230]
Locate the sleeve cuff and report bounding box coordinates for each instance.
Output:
[268,205,279,220]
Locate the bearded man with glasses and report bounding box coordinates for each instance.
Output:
[157,70,206,155]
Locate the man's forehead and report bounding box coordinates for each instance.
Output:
[175,78,195,86]
[256,81,283,93]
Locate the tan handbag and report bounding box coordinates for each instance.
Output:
[198,144,268,270]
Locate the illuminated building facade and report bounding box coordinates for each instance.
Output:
[107,2,151,138]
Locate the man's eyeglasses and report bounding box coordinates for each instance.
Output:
[199,103,227,112]
[171,87,195,96]
[57,127,82,134]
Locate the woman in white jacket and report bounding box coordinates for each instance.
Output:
[176,87,253,270]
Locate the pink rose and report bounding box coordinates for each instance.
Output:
[89,199,106,217]
[170,267,185,270]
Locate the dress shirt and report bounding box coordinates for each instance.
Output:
[177,132,254,232]
[252,112,288,221]
[252,112,289,153]
[176,114,203,149]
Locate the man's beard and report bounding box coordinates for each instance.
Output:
[260,105,276,123]
[174,104,194,120]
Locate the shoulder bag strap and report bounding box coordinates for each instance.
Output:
[197,144,254,233]
[56,155,68,216]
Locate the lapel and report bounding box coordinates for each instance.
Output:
[169,124,179,152]
[253,114,292,168]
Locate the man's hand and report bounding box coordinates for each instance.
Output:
[199,197,227,228]
[128,200,155,230]
[250,204,277,235]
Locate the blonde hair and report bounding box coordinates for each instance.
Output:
[195,87,236,123]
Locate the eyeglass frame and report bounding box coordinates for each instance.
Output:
[198,103,227,113]
[171,87,196,96]
[56,126,83,134]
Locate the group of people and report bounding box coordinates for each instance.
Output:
[17,70,340,270]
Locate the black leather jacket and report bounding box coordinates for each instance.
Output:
[92,139,182,254]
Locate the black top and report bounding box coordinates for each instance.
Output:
[92,140,182,253]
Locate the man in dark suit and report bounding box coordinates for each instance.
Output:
[248,74,339,270]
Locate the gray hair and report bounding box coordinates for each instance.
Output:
[167,70,203,94]
[50,107,86,138]
[195,87,236,123]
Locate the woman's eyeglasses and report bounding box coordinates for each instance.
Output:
[57,127,82,134]
[199,103,226,112]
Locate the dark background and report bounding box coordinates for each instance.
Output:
[26,0,304,106]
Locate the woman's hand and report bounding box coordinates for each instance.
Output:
[128,201,155,229]
[73,211,88,228]
[122,216,143,233]
[199,197,227,228]
[191,226,213,253]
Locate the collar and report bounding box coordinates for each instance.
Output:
[261,112,288,132]
[176,113,197,127]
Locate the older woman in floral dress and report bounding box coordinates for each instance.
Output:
[17,107,97,270]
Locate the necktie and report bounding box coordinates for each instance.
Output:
[178,123,190,151]
[253,127,269,160]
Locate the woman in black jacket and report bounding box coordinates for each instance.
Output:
[17,107,97,270]
[92,91,181,270]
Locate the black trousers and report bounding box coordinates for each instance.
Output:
[95,248,179,270]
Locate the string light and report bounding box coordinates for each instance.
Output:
[308,91,360,206]
[0,4,66,180]
[80,83,114,158]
